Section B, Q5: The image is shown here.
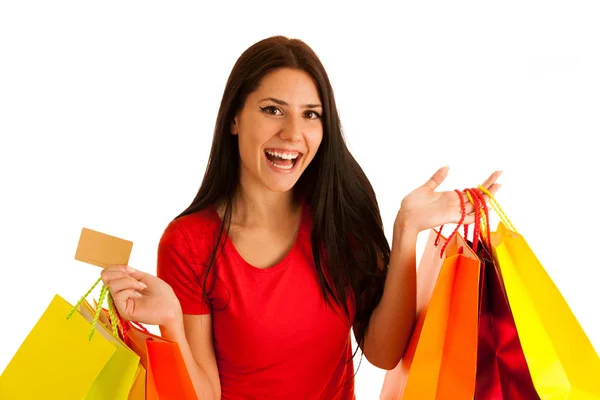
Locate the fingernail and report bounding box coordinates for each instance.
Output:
[126,266,137,273]
[138,281,147,289]
[135,291,143,298]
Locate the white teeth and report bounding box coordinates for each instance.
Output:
[268,159,294,170]
[265,150,300,160]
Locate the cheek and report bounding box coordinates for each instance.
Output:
[237,128,263,157]
[237,134,261,170]
[239,119,277,152]
[307,129,323,156]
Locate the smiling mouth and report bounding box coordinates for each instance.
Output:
[264,149,302,170]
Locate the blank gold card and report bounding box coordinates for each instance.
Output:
[74,228,133,268]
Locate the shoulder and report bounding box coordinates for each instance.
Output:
[159,205,222,257]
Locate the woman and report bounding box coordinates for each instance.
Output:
[101,35,501,399]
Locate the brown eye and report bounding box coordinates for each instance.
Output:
[305,110,322,119]
[260,106,282,115]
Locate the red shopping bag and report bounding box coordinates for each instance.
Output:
[464,187,539,399]
[473,238,539,399]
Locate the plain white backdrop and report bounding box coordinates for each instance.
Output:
[1,1,599,398]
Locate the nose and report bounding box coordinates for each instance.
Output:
[279,114,302,142]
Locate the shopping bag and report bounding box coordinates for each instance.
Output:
[0,278,140,399]
[472,237,540,399]
[127,366,147,400]
[454,187,540,400]
[97,306,197,399]
[81,299,147,400]
[481,186,600,399]
[380,226,481,400]
[123,318,197,399]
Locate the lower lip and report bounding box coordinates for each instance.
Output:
[264,153,302,174]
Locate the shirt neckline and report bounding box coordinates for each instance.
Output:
[209,201,308,274]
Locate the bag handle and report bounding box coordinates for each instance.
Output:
[464,187,493,250]
[432,183,515,257]
[436,189,468,257]
[465,187,485,251]
[65,277,121,341]
[436,186,490,256]
[477,185,519,234]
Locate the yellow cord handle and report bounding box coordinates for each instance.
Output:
[477,185,518,234]
[463,185,518,239]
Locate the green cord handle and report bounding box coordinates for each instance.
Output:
[66,276,121,341]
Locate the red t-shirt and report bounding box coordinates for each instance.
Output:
[156,202,357,400]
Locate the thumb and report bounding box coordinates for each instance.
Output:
[423,166,449,191]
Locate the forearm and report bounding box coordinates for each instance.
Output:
[363,224,418,370]
[160,320,219,400]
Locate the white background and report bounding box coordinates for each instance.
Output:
[1,1,599,398]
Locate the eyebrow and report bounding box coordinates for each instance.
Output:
[259,97,322,109]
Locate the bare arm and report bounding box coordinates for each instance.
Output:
[356,168,502,369]
[356,222,418,370]
[160,314,221,400]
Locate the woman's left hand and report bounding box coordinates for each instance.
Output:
[395,166,502,234]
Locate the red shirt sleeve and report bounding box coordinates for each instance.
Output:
[157,222,211,315]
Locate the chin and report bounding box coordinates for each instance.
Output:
[264,179,298,193]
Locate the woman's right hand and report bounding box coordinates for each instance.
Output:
[100,264,183,328]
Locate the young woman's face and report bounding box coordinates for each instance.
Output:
[232,67,324,193]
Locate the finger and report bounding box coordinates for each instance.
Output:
[423,166,449,191]
[101,265,142,284]
[481,170,503,189]
[112,289,142,316]
[105,264,136,273]
[122,268,152,285]
[487,183,501,196]
[101,269,131,286]
[112,288,142,302]
[477,183,502,204]
[462,214,475,225]
[107,276,147,295]
[461,195,475,215]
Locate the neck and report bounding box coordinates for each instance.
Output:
[229,177,300,229]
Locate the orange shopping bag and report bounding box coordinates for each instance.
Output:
[99,308,197,400]
[380,225,481,400]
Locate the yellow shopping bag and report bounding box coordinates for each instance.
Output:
[0,278,140,399]
[481,186,600,399]
[81,297,146,400]
[127,366,146,400]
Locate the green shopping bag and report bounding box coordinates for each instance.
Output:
[0,278,140,399]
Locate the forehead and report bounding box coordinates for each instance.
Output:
[251,68,320,102]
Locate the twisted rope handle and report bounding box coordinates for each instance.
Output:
[431,183,516,258]
[66,276,121,341]
[437,189,468,257]
[107,291,122,339]
[463,187,493,248]
[472,188,492,248]
[66,276,102,320]
[464,190,481,237]
[477,185,518,234]
[468,188,483,252]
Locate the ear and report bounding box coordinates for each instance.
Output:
[230,117,238,135]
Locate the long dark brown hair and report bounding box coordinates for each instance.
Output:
[176,35,390,361]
